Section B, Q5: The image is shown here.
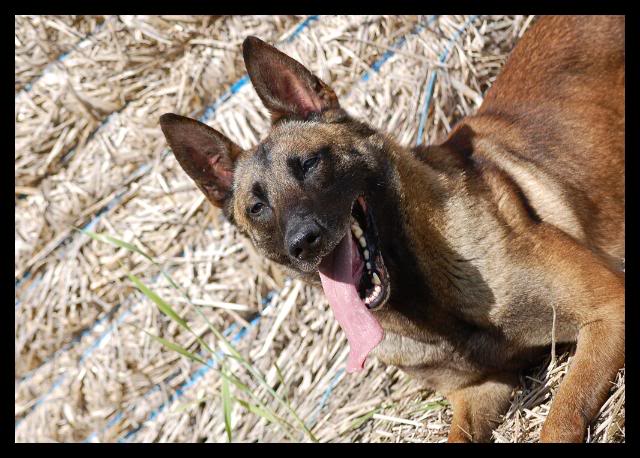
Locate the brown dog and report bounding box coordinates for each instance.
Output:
[159,16,625,442]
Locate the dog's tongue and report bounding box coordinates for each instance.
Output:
[318,234,384,373]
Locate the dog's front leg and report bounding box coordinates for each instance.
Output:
[447,373,518,442]
[532,230,625,442]
[539,307,624,442]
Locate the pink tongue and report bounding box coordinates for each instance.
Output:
[318,234,384,373]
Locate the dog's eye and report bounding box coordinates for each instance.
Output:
[249,202,264,215]
[302,156,320,174]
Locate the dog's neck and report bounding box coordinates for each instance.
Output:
[369,130,499,329]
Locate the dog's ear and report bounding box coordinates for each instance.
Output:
[160,113,242,209]
[242,36,340,123]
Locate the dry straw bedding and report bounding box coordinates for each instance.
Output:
[15,15,624,443]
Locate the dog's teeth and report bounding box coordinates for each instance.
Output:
[364,283,383,306]
[352,224,363,238]
[359,236,367,247]
[366,262,372,270]
[372,273,381,285]
[364,249,369,260]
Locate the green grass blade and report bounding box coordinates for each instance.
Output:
[127,271,190,331]
[82,230,217,355]
[138,327,209,367]
[273,361,293,405]
[126,271,215,356]
[224,353,317,442]
[350,408,379,431]
[80,229,153,262]
[233,398,297,442]
[220,371,295,431]
[274,362,286,388]
[410,399,449,414]
[221,366,233,442]
[81,229,191,304]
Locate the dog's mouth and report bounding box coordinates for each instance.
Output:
[349,196,391,310]
[317,195,388,373]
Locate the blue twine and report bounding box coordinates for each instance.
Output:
[199,75,250,125]
[60,108,126,166]
[17,303,123,384]
[14,271,37,308]
[16,19,108,100]
[198,15,320,124]
[285,15,319,43]
[360,15,439,83]
[16,189,126,309]
[82,282,281,442]
[15,306,132,430]
[15,270,30,288]
[15,242,191,428]
[306,368,346,430]
[416,15,479,146]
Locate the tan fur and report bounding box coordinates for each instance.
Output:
[160,16,625,442]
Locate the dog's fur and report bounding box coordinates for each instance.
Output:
[160,16,625,442]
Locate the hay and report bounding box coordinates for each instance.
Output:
[15,15,624,443]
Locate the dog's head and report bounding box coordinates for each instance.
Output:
[160,37,393,315]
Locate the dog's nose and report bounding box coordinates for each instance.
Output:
[287,222,322,261]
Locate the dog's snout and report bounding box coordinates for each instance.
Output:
[287,221,322,261]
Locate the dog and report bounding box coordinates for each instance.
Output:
[159,15,625,442]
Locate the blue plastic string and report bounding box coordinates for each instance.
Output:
[360,15,438,83]
[416,15,479,146]
[15,306,132,431]
[306,368,346,431]
[16,19,108,100]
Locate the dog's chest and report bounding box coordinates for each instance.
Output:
[370,329,482,393]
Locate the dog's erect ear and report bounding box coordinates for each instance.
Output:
[160,113,242,209]
[242,36,340,122]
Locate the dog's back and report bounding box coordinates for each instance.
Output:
[449,16,624,269]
